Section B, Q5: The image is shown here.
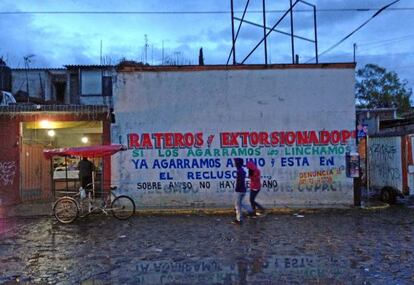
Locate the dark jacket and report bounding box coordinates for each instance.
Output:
[234,158,246,193]
[78,158,94,178]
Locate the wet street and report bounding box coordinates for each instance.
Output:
[1,206,414,285]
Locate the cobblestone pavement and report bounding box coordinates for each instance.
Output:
[1,205,414,285]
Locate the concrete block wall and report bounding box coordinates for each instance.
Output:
[111,65,356,209]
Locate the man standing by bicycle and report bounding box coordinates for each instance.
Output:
[78,157,95,189]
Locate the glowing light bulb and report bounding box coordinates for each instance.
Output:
[39,120,52,129]
[47,130,55,137]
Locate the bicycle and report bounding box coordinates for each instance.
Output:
[53,183,136,224]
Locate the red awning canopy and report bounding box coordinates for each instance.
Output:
[43,144,126,159]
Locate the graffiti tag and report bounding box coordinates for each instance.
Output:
[0,161,16,186]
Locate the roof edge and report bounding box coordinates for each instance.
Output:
[0,104,110,114]
[116,62,356,72]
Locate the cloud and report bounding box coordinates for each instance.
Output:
[0,0,412,89]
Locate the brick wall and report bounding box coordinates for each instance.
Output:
[0,118,20,206]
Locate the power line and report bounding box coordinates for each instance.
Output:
[0,7,414,15]
[358,34,414,47]
[306,0,401,63]
[391,64,414,70]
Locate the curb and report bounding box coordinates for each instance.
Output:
[2,203,392,218]
[359,202,390,211]
[134,208,293,217]
[134,207,359,217]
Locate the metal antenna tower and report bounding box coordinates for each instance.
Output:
[228,0,318,65]
[144,34,149,64]
[23,54,35,102]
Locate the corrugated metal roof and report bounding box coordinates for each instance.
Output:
[64,64,114,69]
[0,104,110,114]
[12,65,114,71]
[356,108,397,112]
[12,67,66,71]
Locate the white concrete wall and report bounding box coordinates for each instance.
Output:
[112,66,356,208]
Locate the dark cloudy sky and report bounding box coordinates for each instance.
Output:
[0,0,413,89]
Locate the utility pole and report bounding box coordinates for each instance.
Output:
[144,35,148,64]
[353,43,357,64]
[151,44,154,65]
[162,40,165,65]
[100,40,103,65]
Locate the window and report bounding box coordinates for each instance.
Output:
[81,71,102,95]
[102,76,112,97]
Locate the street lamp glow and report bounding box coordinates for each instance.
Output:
[81,136,89,144]
[47,130,55,137]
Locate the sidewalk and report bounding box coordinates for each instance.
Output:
[1,201,54,218]
[1,199,392,218]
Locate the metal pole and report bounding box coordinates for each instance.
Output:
[65,156,68,192]
[313,5,319,63]
[365,135,369,206]
[100,39,102,65]
[51,158,55,198]
[227,0,251,65]
[290,0,295,64]
[234,17,314,42]
[230,0,236,64]
[353,43,357,63]
[25,62,29,102]
[262,0,268,65]
[241,0,299,64]
[162,40,165,65]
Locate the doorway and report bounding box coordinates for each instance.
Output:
[54,82,66,103]
[20,120,103,201]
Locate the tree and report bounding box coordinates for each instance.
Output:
[198,47,204,66]
[355,64,412,114]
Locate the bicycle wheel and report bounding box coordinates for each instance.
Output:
[111,195,135,220]
[53,197,79,224]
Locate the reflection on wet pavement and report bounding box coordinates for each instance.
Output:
[0,207,413,284]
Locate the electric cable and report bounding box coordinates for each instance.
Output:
[306,0,401,63]
[358,34,414,48]
[0,7,414,15]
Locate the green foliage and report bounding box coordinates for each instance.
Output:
[355,64,412,114]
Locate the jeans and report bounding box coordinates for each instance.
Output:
[80,176,92,189]
[235,192,252,221]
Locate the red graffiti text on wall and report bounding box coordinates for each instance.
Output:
[127,130,355,149]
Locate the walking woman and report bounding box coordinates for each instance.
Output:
[232,158,253,225]
[246,161,265,215]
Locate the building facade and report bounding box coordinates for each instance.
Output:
[111,63,357,209]
[0,105,111,206]
[11,65,115,105]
